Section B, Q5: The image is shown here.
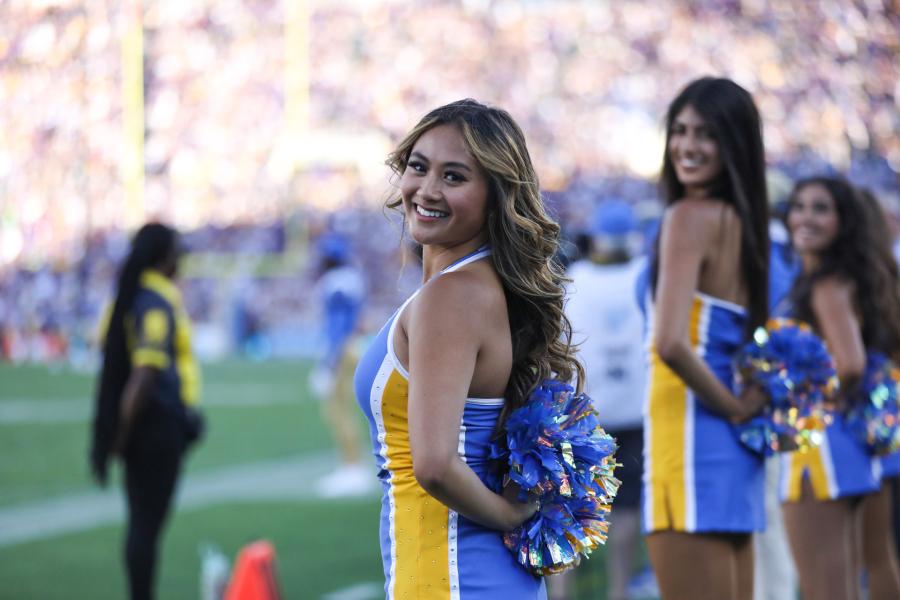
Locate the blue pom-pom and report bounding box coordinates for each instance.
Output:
[734,319,834,456]
[846,352,900,455]
[491,380,619,575]
[503,494,611,576]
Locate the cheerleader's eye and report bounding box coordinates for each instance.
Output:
[407,160,426,174]
[444,171,466,184]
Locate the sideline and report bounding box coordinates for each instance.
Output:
[321,582,383,600]
[321,581,384,600]
[0,451,347,548]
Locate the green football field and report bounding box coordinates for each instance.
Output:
[0,360,625,599]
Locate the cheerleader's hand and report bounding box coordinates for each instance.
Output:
[826,384,857,414]
[501,481,540,532]
[733,384,768,424]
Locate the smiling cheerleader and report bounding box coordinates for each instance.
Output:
[778,177,900,600]
[353,99,583,599]
[642,77,769,600]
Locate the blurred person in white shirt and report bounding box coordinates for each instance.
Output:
[551,200,650,600]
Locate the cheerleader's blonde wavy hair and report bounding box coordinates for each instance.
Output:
[386,99,584,428]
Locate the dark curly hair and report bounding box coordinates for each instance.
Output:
[786,177,900,357]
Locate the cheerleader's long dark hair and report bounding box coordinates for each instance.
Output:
[650,77,770,336]
[787,178,900,359]
[90,223,177,482]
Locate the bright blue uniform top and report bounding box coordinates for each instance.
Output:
[354,247,546,599]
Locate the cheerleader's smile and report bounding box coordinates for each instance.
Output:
[414,203,449,219]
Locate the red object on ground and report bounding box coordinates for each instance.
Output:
[223,540,282,600]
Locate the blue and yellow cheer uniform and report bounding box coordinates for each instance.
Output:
[773,317,879,502]
[354,247,546,599]
[642,292,765,533]
[778,415,880,501]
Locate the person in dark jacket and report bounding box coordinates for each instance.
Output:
[90,222,203,600]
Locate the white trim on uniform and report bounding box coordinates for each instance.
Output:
[386,294,417,380]
[464,397,504,406]
[684,298,712,531]
[778,453,791,500]
[819,429,839,499]
[369,355,397,599]
[695,291,747,314]
[443,247,492,274]
[641,291,656,532]
[448,423,467,600]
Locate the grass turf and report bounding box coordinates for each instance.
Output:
[0,498,384,599]
[0,360,329,507]
[0,360,625,599]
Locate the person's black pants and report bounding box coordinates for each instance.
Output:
[123,422,184,600]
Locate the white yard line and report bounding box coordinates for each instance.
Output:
[0,400,89,423]
[321,582,383,600]
[0,391,305,424]
[0,452,348,548]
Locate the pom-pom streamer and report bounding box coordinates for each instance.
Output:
[734,318,835,456]
[491,380,619,575]
[846,351,900,455]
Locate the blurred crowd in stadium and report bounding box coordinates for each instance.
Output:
[1,0,897,364]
